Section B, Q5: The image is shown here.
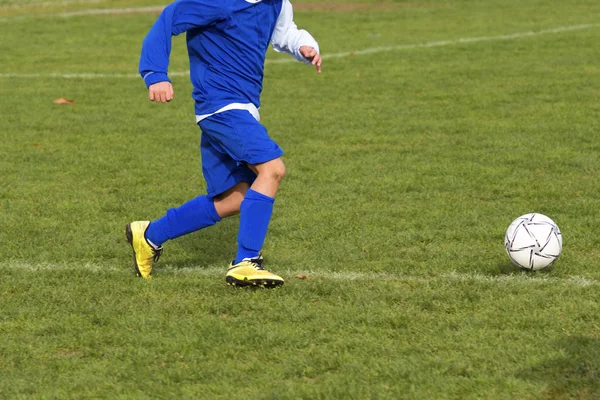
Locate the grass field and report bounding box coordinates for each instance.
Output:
[2,0,600,398]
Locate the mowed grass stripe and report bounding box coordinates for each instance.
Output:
[2,261,596,287]
[1,23,598,78]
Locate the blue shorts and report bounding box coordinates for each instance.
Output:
[198,109,284,199]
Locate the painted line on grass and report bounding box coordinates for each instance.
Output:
[2,261,597,287]
[1,23,598,79]
[0,4,161,20]
[0,0,102,10]
[59,5,163,16]
[0,71,188,79]
[322,23,600,59]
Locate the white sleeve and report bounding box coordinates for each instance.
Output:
[270,0,320,64]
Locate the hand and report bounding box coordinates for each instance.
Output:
[299,46,322,74]
[148,81,174,103]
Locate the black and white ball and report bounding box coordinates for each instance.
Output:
[505,213,562,270]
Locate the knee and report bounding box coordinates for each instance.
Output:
[272,161,286,183]
[262,159,286,183]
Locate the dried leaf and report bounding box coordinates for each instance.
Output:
[296,274,309,280]
[53,97,76,104]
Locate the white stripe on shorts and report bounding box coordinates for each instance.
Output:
[196,103,260,123]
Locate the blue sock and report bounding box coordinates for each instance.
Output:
[145,195,221,247]
[235,189,275,263]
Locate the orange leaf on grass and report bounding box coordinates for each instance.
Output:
[53,97,76,104]
[296,274,309,280]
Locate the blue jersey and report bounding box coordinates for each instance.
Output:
[139,0,319,120]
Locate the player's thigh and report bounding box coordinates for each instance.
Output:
[200,131,255,199]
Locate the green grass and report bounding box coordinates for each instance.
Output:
[2,0,600,398]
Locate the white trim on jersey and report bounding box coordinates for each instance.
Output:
[270,0,320,64]
[195,102,260,123]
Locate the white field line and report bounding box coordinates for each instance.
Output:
[59,5,163,16]
[0,71,189,79]
[320,23,600,59]
[1,261,598,287]
[1,23,598,79]
[0,4,161,19]
[0,0,102,10]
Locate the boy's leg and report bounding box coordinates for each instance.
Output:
[226,160,286,287]
[147,180,251,248]
[196,109,286,287]
[145,195,222,247]
[214,182,250,218]
[127,119,256,279]
[234,158,285,263]
[126,183,248,280]
[226,160,286,288]
[127,195,221,279]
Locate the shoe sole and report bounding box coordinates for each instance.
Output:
[125,224,143,278]
[225,275,284,289]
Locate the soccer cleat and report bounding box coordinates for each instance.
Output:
[125,221,163,279]
[225,256,284,288]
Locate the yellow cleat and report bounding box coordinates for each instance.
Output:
[125,221,163,279]
[226,256,284,288]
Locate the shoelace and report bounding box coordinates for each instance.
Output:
[236,257,263,270]
[250,260,264,270]
[153,247,163,263]
[229,255,265,271]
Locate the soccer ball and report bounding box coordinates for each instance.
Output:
[504,213,562,270]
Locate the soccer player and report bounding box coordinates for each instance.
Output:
[126,0,322,287]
